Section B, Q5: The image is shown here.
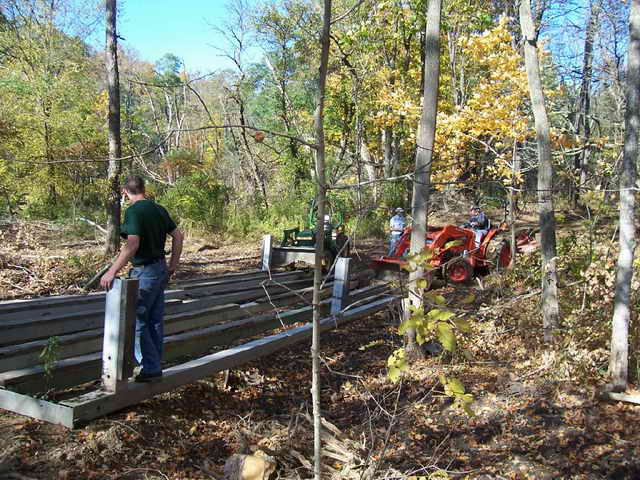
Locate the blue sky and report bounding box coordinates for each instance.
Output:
[116,0,249,73]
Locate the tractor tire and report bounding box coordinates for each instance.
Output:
[322,249,336,273]
[446,258,473,284]
[335,232,350,257]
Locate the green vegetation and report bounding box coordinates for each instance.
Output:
[0,1,627,245]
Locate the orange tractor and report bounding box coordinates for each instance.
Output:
[372,222,537,284]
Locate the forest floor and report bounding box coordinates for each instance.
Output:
[1,218,640,480]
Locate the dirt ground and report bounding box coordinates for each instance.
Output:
[1,219,640,479]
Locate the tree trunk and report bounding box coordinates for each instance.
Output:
[311,1,331,479]
[104,0,122,256]
[519,0,560,343]
[510,142,521,266]
[574,0,600,206]
[405,0,442,359]
[609,0,640,392]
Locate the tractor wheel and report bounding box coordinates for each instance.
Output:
[495,240,512,271]
[446,258,473,284]
[335,232,350,257]
[322,249,336,273]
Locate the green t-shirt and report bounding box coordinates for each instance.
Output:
[121,199,177,266]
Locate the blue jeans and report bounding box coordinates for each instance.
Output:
[389,231,403,256]
[129,260,169,374]
[473,229,488,248]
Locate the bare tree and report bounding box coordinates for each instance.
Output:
[311,1,331,478]
[519,0,560,343]
[574,0,601,205]
[104,0,122,255]
[609,0,639,392]
[405,0,442,359]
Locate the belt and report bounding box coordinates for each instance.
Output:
[135,257,165,266]
[391,230,403,233]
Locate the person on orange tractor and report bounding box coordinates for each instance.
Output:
[465,205,489,248]
[388,207,406,255]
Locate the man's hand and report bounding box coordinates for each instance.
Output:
[99,235,140,291]
[100,271,116,290]
[168,263,178,277]
[167,228,184,280]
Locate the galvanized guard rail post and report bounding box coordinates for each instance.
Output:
[331,257,351,315]
[261,235,273,272]
[102,278,138,392]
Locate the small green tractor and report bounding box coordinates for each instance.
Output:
[271,199,350,270]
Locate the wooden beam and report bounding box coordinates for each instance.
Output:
[63,296,399,427]
[0,270,308,324]
[0,270,303,317]
[0,283,386,395]
[1,276,314,345]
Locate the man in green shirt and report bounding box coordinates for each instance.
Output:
[100,175,184,382]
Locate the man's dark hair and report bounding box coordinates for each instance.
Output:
[123,175,145,195]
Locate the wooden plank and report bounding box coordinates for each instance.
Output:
[1,277,314,346]
[0,292,106,315]
[0,277,368,372]
[178,270,307,291]
[163,305,321,360]
[0,270,302,316]
[0,388,75,427]
[0,301,282,374]
[0,271,308,324]
[0,282,384,395]
[101,279,137,392]
[64,296,398,426]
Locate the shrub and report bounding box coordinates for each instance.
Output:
[158,171,229,233]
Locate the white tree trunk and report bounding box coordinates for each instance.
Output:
[405,0,442,358]
[519,0,560,343]
[105,0,122,256]
[609,0,640,392]
[311,1,331,478]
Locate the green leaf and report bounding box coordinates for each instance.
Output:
[387,348,408,383]
[460,293,476,304]
[434,310,455,321]
[429,470,450,480]
[433,295,446,305]
[453,317,471,333]
[445,377,466,395]
[436,322,456,352]
[388,366,401,383]
[459,393,475,417]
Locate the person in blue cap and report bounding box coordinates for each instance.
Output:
[388,207,406,255]
[467,205,489,248]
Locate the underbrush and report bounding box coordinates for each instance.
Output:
[483,229,640,388]
[0,220,105,299]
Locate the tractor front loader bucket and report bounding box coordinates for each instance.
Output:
[371,256,406,281]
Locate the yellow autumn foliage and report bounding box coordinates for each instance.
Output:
[434,17,531,186]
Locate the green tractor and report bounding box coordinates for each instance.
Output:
[272,199,350,270]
